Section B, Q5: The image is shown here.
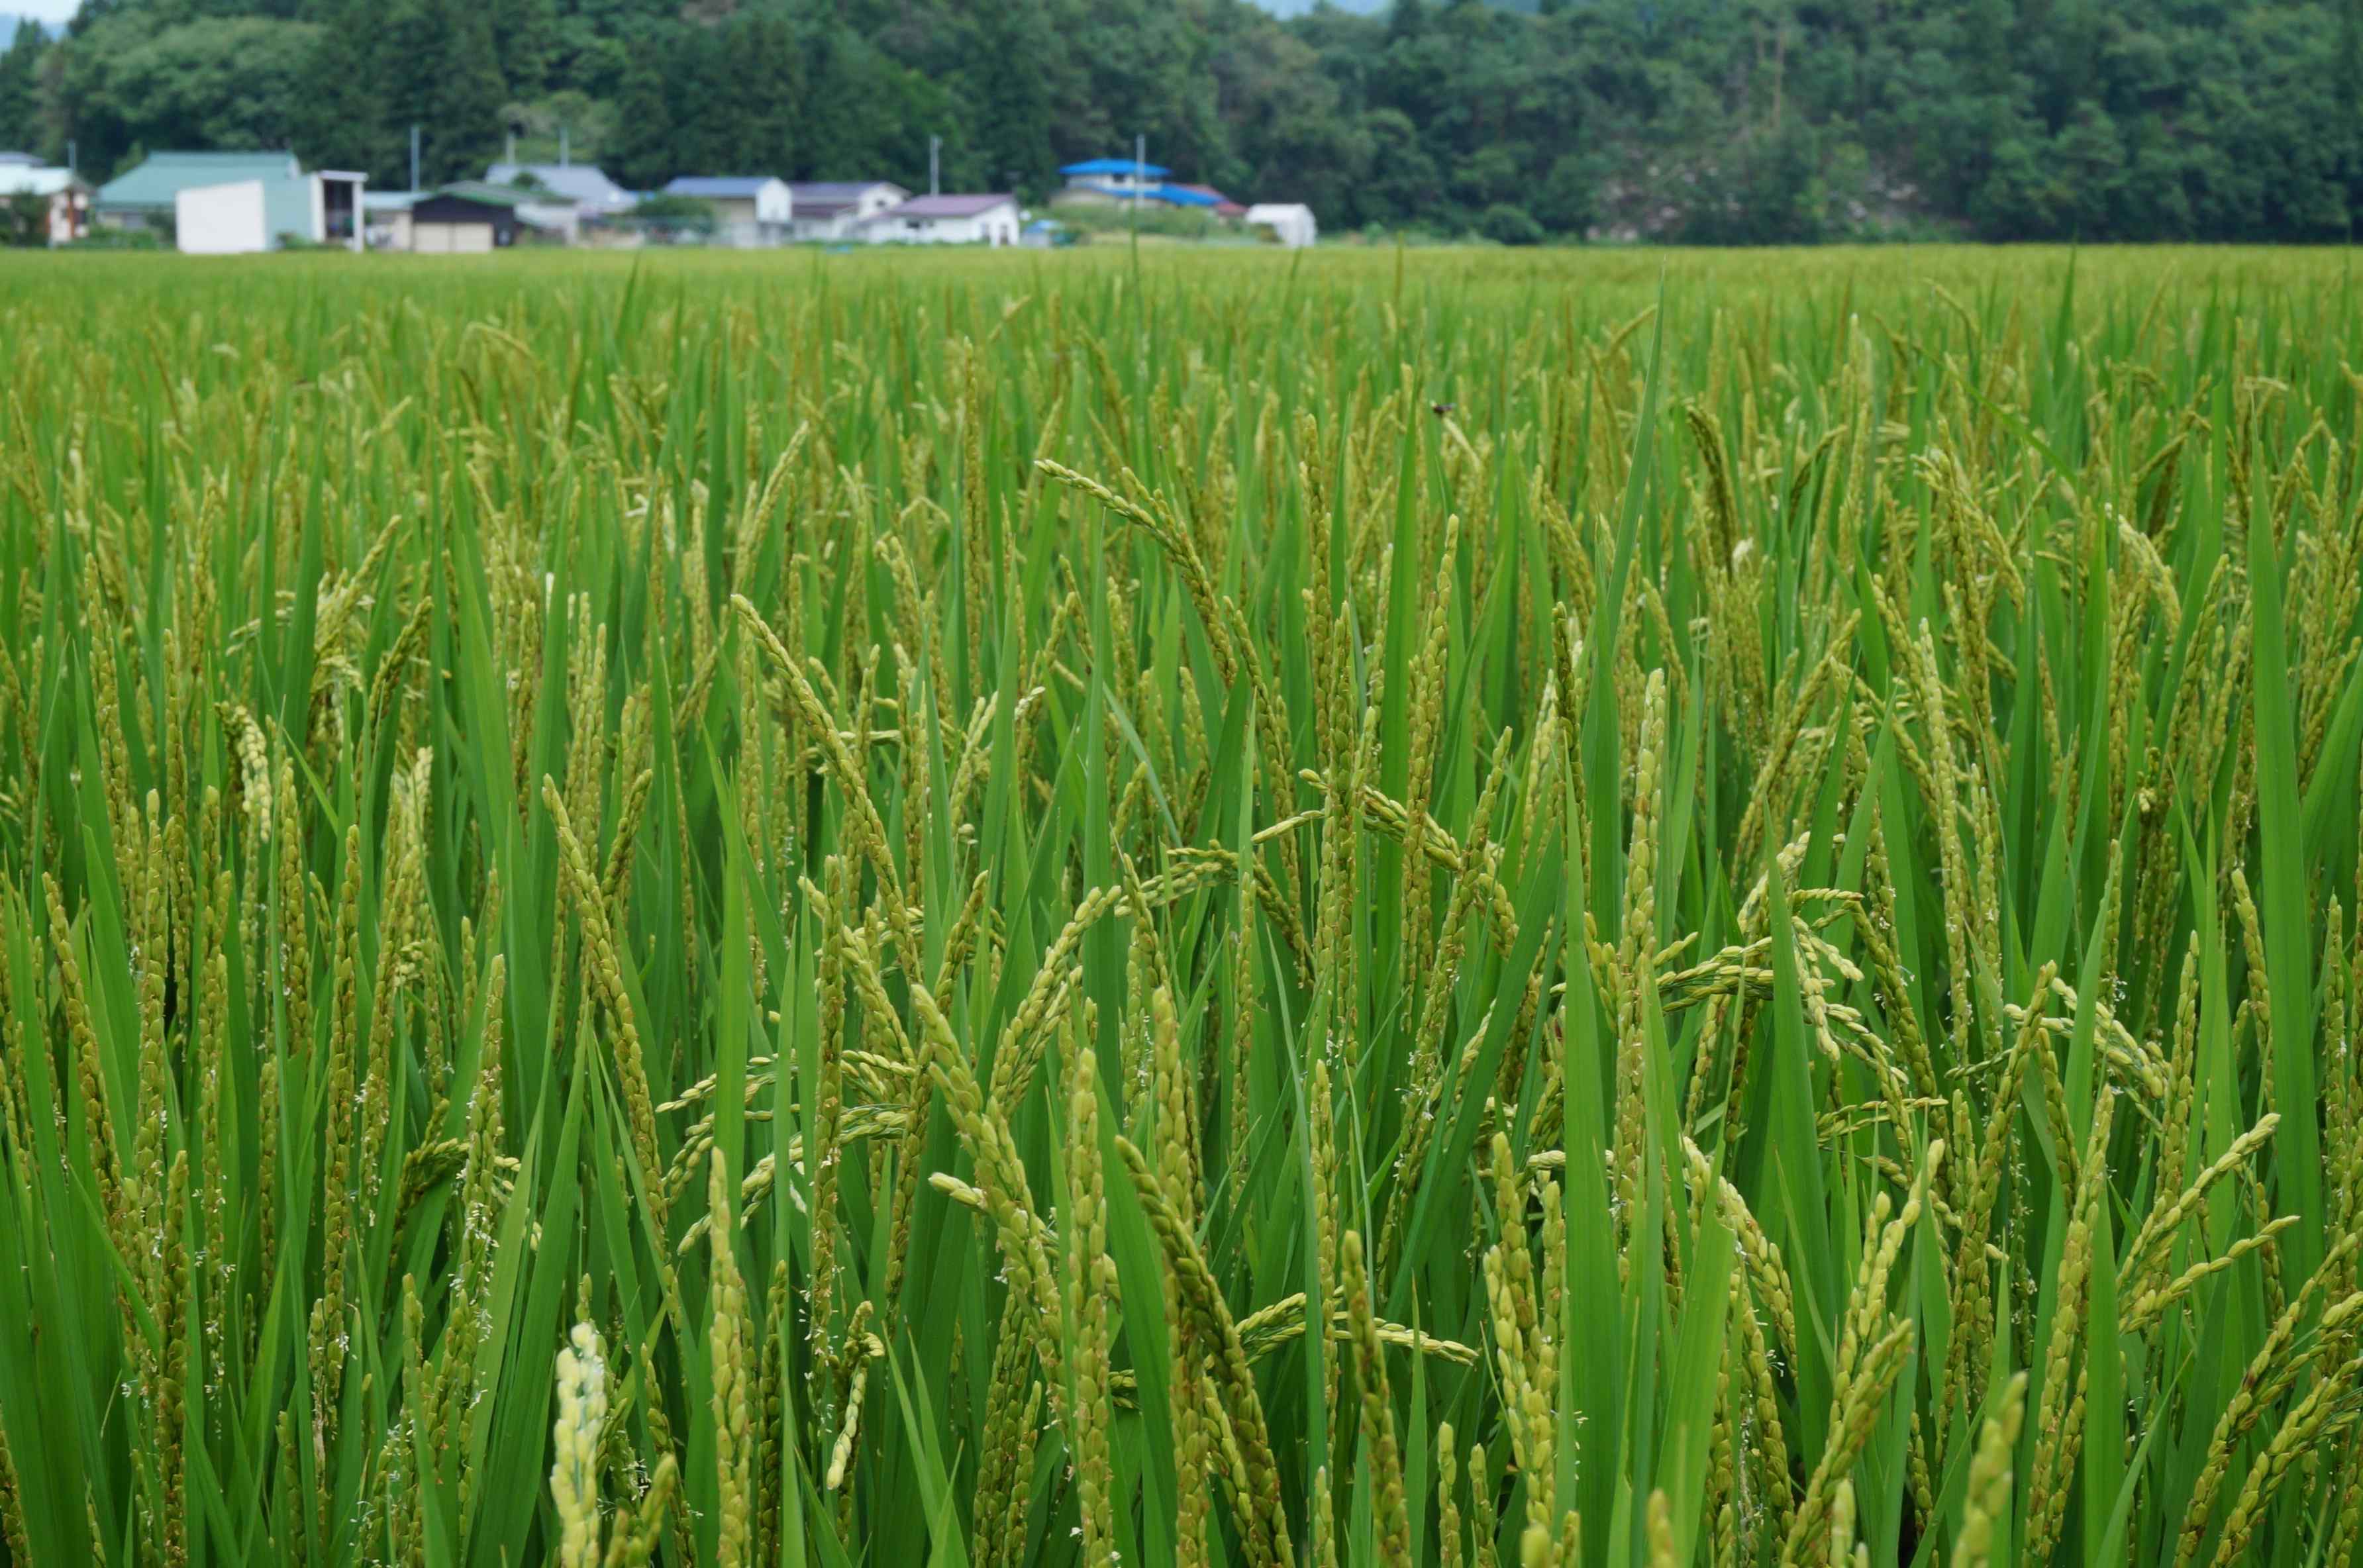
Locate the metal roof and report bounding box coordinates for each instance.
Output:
[97,151,301,209]
[0,166,83,197]
[1088,183,1225,209]
[664,177,784,199]
[872,194,1015,220]
[787,181,907,214]
[1062,158,1170,177]
[436,181,546,209]
[483,163,632,210]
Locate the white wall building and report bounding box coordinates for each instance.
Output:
[859,194,1021,246]
[175,170,368,254]
[785,181,909,241]
[1244,203,1318,248]
[661,177,793,246]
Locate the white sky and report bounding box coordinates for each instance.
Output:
[9,1,75,21]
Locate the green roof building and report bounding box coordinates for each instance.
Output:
[95,151,303,225]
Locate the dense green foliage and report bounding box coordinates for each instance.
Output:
[0,246,2361,1568]
[1,0,2360,240]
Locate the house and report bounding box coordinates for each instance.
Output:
[0,164,91,245]
[1244,203,1317,248]
[1053,158,1169,207]
[661,177,792,247]
[860,193,1021,247]
[786,181,909,242]
[175,168,368,254]
[484,160,636,215]
[96,150,302,230]
[0,151,42,167]
[484,160,630,242]
[1052,162,1242,219]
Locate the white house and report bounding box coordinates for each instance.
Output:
[176,169,368,254]
[785,181,908,241]
[0,164,91,245]
[662,177,792,247]
[1244,203,1318,249]
[859,193,1021,247]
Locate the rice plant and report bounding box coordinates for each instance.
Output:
[0,246,2358,1567]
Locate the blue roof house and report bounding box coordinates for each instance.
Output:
[1054,156,1171,207]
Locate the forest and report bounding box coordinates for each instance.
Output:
[0,0,2358,245]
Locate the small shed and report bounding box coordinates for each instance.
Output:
[1244,203,1317,248]
[662,177,792,246]
[408,187,536,252]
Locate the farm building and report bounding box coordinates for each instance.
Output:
[0,164,91,245]
[1245,203,1318,248]
[661,177,793,247]
[399,185,544,252]
[175,168,368,254]
[785,181,909,241]
[96,150,302,231]
[859,194,1021,247]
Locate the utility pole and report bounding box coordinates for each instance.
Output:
[560,126,570,167]
[929,135,940,197]
[1131,132,1144,246]
[409,124,421,195]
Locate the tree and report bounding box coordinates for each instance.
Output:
[491,0,558,97]
[297,0,391,181]
[1,188,48,244]
[603,29,674,188]
[58,15,321,174]
[970,0,1056,197]
[381,0,508,185]
[0,19,47,154]
[1477,201,1542,243]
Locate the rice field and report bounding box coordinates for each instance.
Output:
[0,245,2359,1567]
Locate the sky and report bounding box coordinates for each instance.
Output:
[7,0,71,21]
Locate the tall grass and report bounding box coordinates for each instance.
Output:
[0,244,2358,1567]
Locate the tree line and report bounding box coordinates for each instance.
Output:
[1,0,2358,243]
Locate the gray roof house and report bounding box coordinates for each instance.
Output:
[661,175,792,247]
[786,181,908,241]
[485,162,636,215]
